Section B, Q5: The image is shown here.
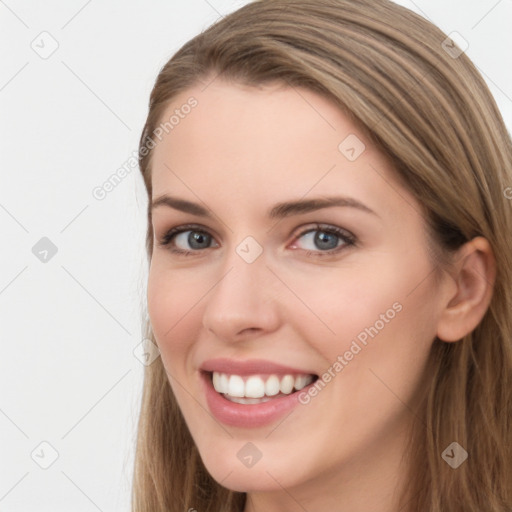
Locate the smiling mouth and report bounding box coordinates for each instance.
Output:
[206,370,319,404]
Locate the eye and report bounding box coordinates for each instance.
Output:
[157,222,356,258]
[289,223,356,257]
[157,224,218,255]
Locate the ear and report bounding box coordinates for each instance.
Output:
[436,236,496,342]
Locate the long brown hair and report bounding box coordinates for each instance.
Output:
[132,1,512,510]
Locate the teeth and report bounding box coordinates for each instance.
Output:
[294,374,310,390]
[228,396,273,404]
[228,375,245,397]
[212,371,221,391]
[265,375,280,396]
[280,375,295,394]
[211,371,315,398]
[220,373,229,392]
[245,375,265,398]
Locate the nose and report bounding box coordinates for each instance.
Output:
[201,247,281,343]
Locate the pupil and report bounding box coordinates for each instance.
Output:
[315,231,337,250]
[190,232,209,249]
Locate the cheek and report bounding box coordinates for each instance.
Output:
[147,265,202,357]
[280,264,399,358]
[291,254,437,369]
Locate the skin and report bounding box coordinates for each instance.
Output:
[147,78,495,512]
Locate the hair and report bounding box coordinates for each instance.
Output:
[131,1,512,511]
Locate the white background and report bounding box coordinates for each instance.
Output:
[0,1,510,510]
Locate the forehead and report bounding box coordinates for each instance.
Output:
[148,79,411,222]
[154,80,351,154]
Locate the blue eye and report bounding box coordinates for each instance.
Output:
[291,224,355,256]
[158,223,355,257]
[158,224,218,255]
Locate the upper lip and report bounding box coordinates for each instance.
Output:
[200,358,318,376]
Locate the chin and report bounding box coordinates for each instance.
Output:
[196,441,310,493]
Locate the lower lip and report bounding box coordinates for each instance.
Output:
[201,371,316,428]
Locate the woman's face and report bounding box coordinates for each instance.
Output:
[147,79,450,499]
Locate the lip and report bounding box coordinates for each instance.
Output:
[201,372,317,428]
[200,357,317,377]
[199,360,319,428]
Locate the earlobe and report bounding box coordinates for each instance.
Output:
[436,236,496,343]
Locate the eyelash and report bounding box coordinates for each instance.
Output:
[157,223,356,258]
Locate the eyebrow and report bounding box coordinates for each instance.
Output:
[151,194,379,219]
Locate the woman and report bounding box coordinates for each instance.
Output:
[132,1,512,510]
